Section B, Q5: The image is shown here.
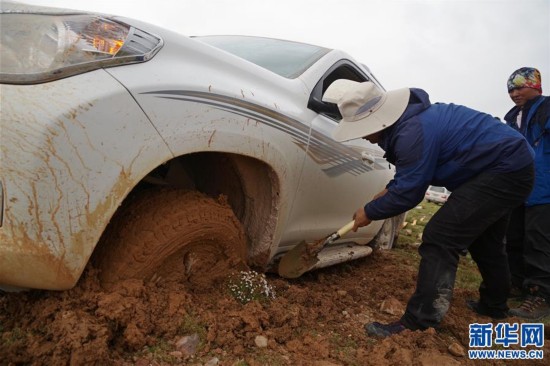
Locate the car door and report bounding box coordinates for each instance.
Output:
[279,61,394,247]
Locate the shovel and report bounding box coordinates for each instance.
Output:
[278,220,355,279]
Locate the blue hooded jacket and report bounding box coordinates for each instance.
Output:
[365,88,535,220]
[504,95,550,206]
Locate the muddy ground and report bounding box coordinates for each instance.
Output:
[1,202,549,366]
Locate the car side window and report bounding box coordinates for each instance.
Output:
[307,61,369,121]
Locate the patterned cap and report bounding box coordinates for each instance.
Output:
[507,67,542,92]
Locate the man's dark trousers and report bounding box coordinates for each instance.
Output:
[401,164,534,330]
[506,203,550,299]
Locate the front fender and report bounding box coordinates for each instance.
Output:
[0,71,173,290]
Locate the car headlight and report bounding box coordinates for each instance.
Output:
[0,12,163,84]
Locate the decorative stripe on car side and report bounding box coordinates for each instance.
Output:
[142,90,388,176]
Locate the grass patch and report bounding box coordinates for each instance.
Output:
[257,354,286,366]
[1,327,26,346]
[135,339,178,363]
[179,314,207,339]
[396,200,440,247]
[397,200,482,291]
[230,360,248,366]
[456,254,482,290]
[330,333,359,364]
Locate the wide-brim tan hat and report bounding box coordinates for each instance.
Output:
[322,80,410,142]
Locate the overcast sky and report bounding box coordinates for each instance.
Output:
[20,0,550,119]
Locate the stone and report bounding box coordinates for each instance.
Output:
[205,357,219,366]
[255,335,268,348]
[380,297,405,316]
[175,333,200,356]
[447,342,465,357]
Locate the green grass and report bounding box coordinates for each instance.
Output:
[1,327,26,346]
[231,361,248,366]
[251,353,286,366]
[329,333,359,364]
[396,200,440,247]
[137,339,178,363]
[397,200,483,291]
[178,313,207,340]
[456,255,481,290]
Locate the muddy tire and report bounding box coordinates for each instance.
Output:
[94,189,248,290]
[369,217,397,250]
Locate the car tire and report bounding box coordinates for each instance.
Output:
[369,217,397,250]
[94,188,248,290]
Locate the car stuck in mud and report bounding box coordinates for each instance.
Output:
[0,1,404,292]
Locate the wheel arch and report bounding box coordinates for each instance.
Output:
[91,151,283,272]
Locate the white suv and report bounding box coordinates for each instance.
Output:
[425,186,452,205]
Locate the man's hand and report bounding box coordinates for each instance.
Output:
[352,207,372,232]
[352,189,385,232]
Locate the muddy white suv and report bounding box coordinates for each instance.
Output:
[0,2,403,291]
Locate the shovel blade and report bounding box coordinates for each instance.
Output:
[278,240,320,279]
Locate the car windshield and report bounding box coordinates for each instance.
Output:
[194,35,331,79]
[430,186,446,193]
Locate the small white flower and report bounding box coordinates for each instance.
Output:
[227,270,276,304]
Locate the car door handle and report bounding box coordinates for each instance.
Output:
[361,151,375,166]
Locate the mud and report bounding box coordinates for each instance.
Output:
[2,249,549,365]
[2,196,550,365]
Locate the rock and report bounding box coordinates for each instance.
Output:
[337,290,347,297]
[205,357,220,366]
[380,297,405,316]
[448,342,465,357]
[175,333,200,356]
[169,351,183,358]
[255,335,268,348]
[425,327,437,335]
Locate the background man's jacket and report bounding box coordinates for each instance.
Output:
[505,95,550,206]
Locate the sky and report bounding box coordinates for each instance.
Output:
[17,0,550,119]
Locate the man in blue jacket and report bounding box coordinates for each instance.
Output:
[322,80,534,337]
[504,67,550,320]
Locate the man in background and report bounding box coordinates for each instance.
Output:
[504,67,550,320]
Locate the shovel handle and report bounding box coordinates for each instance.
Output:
[319,220,358,248]
[337,220,356,237]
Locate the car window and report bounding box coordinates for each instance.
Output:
[430,186,446,193]
[194,35,331,79]
[307,60,371,120]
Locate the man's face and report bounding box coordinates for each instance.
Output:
[508,87,541,107]
[363,132,381,144]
